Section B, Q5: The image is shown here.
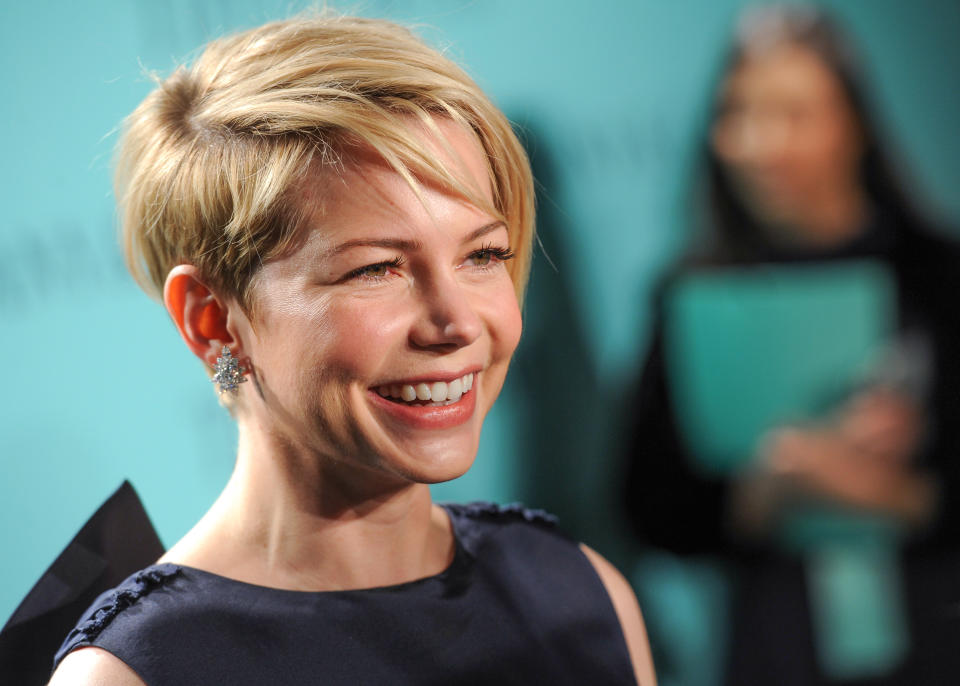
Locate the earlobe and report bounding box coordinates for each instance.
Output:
[163,265,235,367]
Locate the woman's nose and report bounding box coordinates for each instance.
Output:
[717,108,791,170]
[741,111,793,167]
[409,277,483,351]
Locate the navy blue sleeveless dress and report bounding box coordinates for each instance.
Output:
[54,503,636,685]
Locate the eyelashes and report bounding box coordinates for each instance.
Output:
[343,256,405,281]
[469,243,515,266]
[342,243,514,283]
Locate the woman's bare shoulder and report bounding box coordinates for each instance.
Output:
[580,543,658,686]
[48,647,147,686]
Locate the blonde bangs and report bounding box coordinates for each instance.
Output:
[117,13,535,307]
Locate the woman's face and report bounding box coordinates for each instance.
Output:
[236,120,522,487]
[711,43,863,236]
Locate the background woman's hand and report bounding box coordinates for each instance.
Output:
[836,388,923,464]
[760,390,933,522]
[731,390,935,537]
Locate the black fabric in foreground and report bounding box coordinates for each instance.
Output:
[0,481,164,685]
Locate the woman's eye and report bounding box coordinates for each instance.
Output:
[358,264,389,278]
[471,251,494,267]
[343,257,404,282]
[468,245,515,268]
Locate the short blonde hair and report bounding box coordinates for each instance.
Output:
[117,14,535,309]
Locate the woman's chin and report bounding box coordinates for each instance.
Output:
[383,442,479,485]
[359,392,486,485]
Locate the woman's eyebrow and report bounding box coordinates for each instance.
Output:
[326,237,422,256]
[464,221,507,243]
[324,221,506,258]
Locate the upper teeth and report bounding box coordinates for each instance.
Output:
[376,373,474,403]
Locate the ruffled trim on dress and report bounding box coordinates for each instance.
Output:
[440,502,563,570]
[54,565,182,666]
[444,501,559,527]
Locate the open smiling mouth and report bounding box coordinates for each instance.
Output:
[374,372,474,407]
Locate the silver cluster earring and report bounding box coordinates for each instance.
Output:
[212,346,248,395]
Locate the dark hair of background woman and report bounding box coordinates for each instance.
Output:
[695,5,933,264]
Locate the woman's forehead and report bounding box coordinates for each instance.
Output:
[292,124,492,230]
[725,43,841,99]
[262,139,495,272]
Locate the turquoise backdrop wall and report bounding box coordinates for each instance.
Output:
[3,0,959,669]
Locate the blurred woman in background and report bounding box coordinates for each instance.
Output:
[625,6,960,685]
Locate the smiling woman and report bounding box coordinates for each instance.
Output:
[47,12,654,686]
[213,120,522,487]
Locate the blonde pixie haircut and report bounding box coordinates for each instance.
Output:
[117,14,535,310]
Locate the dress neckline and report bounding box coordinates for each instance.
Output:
[149,503,469,597]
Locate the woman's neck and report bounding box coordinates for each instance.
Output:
[159,422,455,592]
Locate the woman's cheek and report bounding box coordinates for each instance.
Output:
[319,299,409,371]
[486,282,523,354]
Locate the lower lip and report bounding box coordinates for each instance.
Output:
[368,385,477,429]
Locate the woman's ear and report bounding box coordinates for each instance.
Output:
[163,265,240,368]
